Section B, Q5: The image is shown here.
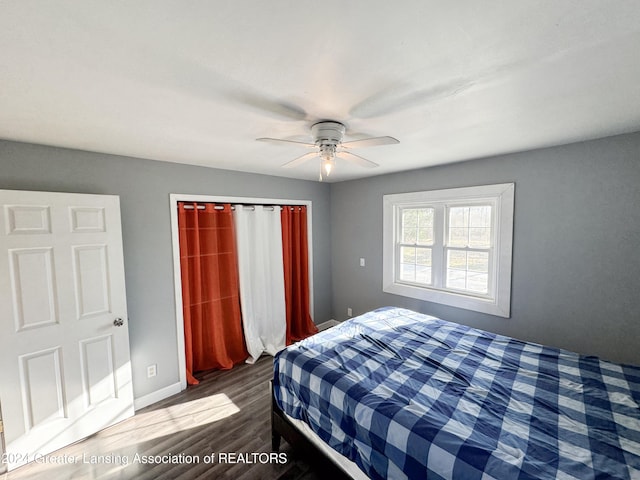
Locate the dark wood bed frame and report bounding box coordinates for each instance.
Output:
[271,381,352,478]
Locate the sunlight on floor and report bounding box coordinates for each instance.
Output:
[104,393,241,447]
[2,393,241,479]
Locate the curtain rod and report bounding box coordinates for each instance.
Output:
[181,203,305,211]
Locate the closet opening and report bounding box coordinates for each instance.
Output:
[169,195,315,390]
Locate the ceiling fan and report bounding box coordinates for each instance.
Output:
[257,121,399,181]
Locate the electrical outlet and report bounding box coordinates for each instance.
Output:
[347,307,353,317]
[359,258,365,267]
[147,364,157,378]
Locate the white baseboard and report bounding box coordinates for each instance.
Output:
[317,319,340,331]
[134,319,341,411]
[134,381,182,411]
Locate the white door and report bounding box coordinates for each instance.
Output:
[0,189,134,471]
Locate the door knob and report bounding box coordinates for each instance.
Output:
[113,318,124,327]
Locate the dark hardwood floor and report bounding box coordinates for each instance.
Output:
[2,356,351,480]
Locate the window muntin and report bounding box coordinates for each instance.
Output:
[382,184,514,318]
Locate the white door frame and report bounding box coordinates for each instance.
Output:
[169,194,314,391]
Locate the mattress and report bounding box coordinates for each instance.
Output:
[273,307,640,479]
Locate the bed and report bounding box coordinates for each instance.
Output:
[272,307,640,479]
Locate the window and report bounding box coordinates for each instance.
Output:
[383,183,514,317]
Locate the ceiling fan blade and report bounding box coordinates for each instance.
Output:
[336,151,379,168]
[341,136,399,148]
[257,138,316,147]
[281,151,319,168]
[349,78,477,119]
[227,90,308,121]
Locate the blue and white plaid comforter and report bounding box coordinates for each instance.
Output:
[273,307,640,479]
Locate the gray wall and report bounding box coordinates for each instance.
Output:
[0,140,332,399]
[330,131,640,365]
[2,130,639,403]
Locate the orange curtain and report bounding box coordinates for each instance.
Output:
[281,205,318,344]
[178,202,248,385]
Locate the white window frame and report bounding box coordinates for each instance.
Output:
[383,183,514,317]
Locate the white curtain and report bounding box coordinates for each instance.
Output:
[233,205,286,363]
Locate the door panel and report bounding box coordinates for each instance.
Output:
[73,244,111,319]
[79,334,117,407]
[9,247,58,330]
[0,189,133,471]
[5,205,51,235]
[19,347,66,430]
[70,206,105,233]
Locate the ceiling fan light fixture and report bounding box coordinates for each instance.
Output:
[321,156,335,177]
[319,142,337,178]
[257,120,398,181]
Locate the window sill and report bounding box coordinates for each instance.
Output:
[383,281,510,318]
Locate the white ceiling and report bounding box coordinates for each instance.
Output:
[1,1,639,182]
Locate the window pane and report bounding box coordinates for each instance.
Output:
[399,246,431,285]
[416,248,431,266]
[402,227,417,244]
[467,251,489,273]
[448,250,466,269]
[467,273,489,293]
[447,269,466,290]
[417,228,433,245]
[469,227,491,248]
[416,266,432,284]
[400,264,416,282]
[449,207,469,247]
[400,246,415,282]
[402,208,433,245]
[401,209,417,244]
[446,249,468,290]
[448,205,492,248]
[449,207,468,228]
[469,206,491,227]
[401,246,415,264]
[449,227,468,247]
[418,209,433,227]
[446,250,489,294]
[402,209,418,227]
[469,206,491,247]
[415,248,432,285]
